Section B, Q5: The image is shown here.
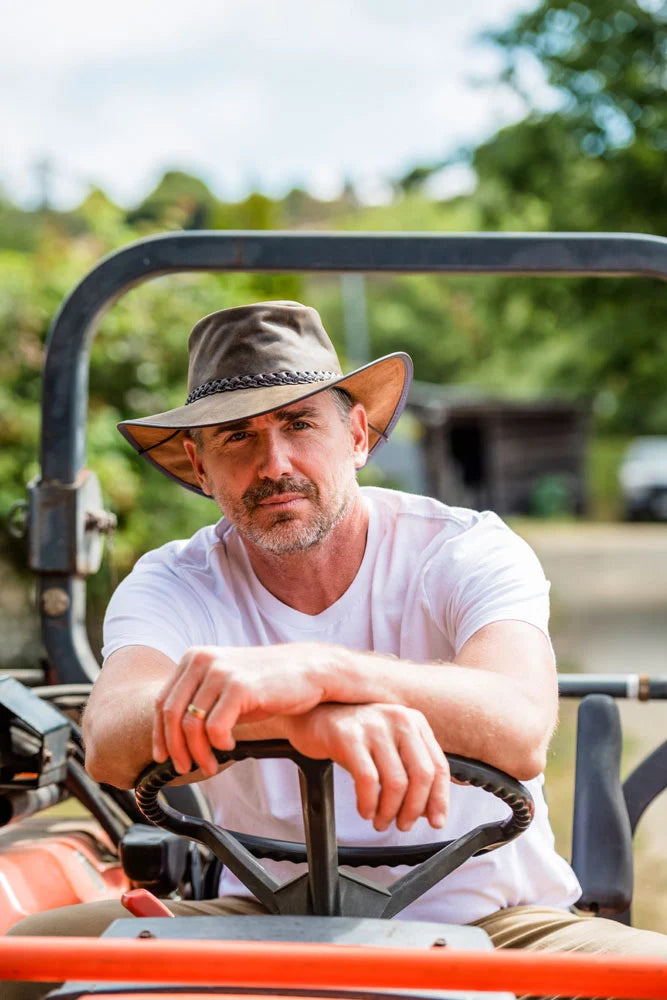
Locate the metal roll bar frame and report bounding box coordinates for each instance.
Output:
[30,229,667,684]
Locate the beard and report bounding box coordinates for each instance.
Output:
[212,469,358,555]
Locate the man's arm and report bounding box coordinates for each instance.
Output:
[283,620,557,782]
[84,619,554,830]
[152,619,556,781]
[83,645,450,832]
[83,645,301,788]
[83,646,178,789]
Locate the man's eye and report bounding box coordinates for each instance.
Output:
[291,420,311,430]
[226,431,249,443]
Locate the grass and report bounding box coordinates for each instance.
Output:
[588,435,631,521]
[42,798,89,818]
[544,700,666,932]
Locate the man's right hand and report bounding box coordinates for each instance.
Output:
[152,643,332,777]
[283,702,449,833]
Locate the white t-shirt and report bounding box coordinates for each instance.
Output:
[103,486,581,923]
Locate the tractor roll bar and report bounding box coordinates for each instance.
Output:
[558,674,667,700]
[35,231,667,684]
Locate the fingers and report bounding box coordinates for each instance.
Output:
[341,706,449,833]
[152,704,169,764]
[152,646,272,775]
[152,649,449,837]
[346,744,381,823]
[152,651,200,773]
[371,725,447,833]
[391,733,435,833]
[204,680,254,752]
[180,676,227,778]
[367,736,407,832]
[419,721,450,829]
[152,648,232,775]
[152,643,327,778]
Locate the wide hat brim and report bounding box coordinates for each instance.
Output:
[118,352,413,496]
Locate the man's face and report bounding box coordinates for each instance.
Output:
[183,392,368,555]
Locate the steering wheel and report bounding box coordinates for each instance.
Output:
[135,740,533,918]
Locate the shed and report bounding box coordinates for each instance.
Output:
[404,383,589,516]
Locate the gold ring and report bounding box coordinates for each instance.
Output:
[186,703,207,720]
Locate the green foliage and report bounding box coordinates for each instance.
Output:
[127,171,219,230]
[396,161,447,195]
[478,0,667,232]
[0,189,305,606]
[487,0,666,161]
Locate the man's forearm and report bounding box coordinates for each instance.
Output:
[89,626,555,790]
[83,682,162,788]
[320,636,556,780]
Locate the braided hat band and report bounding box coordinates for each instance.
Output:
[118,301,413,497]
[186,370,339,405]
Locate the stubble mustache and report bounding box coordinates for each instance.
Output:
[242,477,319,511]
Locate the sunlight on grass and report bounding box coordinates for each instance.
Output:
[42,799,90,819]
[545,699,666,932]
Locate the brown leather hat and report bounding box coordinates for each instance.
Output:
[118,300,413,496]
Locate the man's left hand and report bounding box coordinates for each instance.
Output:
[284,702,449,832]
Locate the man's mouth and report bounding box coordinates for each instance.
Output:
[257,494,305,507]
[243,478,318,511]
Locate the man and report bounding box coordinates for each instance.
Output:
[7,302,666,999]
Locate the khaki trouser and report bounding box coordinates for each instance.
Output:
[5,897,667,1000]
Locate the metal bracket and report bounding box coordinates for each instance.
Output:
[28,468,116,577]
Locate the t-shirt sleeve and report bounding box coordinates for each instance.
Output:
[102,556,208,665]
[422,512,553,656]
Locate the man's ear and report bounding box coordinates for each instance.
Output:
[183,436,213,496]
[349,403,369,469]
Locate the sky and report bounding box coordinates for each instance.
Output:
[2,0,555,209]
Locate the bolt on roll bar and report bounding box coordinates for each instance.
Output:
[32,230,667,684]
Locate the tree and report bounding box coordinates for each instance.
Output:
[461,0,667,433]
[480,0,667,232]
[126,170,220,229]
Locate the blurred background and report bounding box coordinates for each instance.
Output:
[1,0,666,927]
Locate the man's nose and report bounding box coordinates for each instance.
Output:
[256,430,293,479]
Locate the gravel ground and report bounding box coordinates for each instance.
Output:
[515,521,667,676]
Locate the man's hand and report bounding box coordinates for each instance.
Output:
[152,643,333,776]
[151,645,449,833]
[284,703,449,832]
